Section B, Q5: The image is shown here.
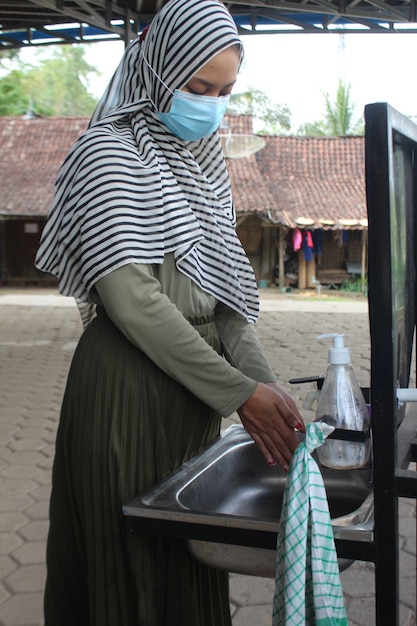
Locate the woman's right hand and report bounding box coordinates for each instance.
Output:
[237,382,305,471]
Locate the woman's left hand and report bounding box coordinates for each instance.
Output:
[237,381,305,470]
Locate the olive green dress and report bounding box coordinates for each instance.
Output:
[44,256,276,626]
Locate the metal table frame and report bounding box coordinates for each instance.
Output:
[365,102,417,625]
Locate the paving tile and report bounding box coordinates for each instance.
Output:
[232,604,274,626]
[0,513,29,533]
[12,542,46,566]
[0,425,20,439]
[18,521,49,542]
[0,447,13,461]
[4,564,46,593]
[399,499,416,518]
[1,466,42,481]
[0,479,39,496]
[400,549,417,578]
[24,411,54,422]
[14,429,49,441]
[38,444,55,459]
[24,502,49,521]
[0,533,23,555]
[28,486,50,503]
[400,516,417,556]
[35,457,53,472]
[344,594,376,625]
[37,431,56,445]
[5,452,45,466]
[399,573,417,612]
[0,555,17,579]
[229,574,275,606]
[7,440,47,453]
[340,561,375,598]
[15,419,51,433]
[30,473,53,487]
[400,606,417,626]
[0,592,44,626]
[0,582,11,605]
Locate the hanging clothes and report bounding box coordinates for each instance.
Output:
[312,229,324,256]
[302,231,314,262]
[293,228,303,252]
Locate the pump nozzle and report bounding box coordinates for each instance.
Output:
[317,333,350,365]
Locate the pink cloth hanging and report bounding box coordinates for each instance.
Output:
[293,228,302,251]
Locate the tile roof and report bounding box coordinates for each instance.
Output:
[0,115,367,229]
[222,113,367,230]
[0,116,88,217]
[258,135,367,230]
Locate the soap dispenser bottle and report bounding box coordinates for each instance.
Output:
[314,333,371,469]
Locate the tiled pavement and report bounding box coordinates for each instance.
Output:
[0,288,415,626]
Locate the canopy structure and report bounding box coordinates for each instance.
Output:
[1,0,417,49]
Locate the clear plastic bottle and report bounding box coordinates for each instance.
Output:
[314,333,371,469]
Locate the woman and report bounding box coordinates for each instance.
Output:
[36,1,305,624]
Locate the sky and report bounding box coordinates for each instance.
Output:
[22,30,417,132]
[237,32,417,130]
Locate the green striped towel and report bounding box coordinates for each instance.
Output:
[272,422,348,626]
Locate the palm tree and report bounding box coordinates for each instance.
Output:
[298,80,364,136]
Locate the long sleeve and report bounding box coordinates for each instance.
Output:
[93,263,257,417]
[214,301,277,383]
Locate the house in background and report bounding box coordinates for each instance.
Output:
[0,115,367,290]
[0,116,88,286]
[224,115,367,290]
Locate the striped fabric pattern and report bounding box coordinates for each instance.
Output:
[35,0,259,325]
[273,422,348,626]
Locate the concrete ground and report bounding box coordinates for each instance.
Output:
[0,288,415,625]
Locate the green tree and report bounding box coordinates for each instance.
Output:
[298,81,364,136]
[227,88,291,135]
[0,45,99,116]
[0,69,28,115]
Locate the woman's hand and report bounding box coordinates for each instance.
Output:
[237,382,305,471]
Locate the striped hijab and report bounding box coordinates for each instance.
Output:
[35,0,259,325]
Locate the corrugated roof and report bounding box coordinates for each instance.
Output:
[0,115,367,229]
[2,0,417,51]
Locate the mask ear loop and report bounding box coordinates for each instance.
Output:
[140,47,174,111]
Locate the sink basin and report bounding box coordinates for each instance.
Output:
[123,425,374,577]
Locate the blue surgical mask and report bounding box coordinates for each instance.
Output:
[158,90,230,141]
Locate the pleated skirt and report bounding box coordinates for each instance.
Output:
[44,307,231,626]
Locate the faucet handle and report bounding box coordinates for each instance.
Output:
[289,374,325,388]
[396,388,417,402]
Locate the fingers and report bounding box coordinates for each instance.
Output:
[251,434,289,471]
[238,382,304,470]
[239,411,295,468]
[265,382,306,432]
[259,428,296,470]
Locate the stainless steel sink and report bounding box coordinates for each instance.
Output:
[123,425,374,577]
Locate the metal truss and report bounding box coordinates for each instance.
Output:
[0,0,416,50]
